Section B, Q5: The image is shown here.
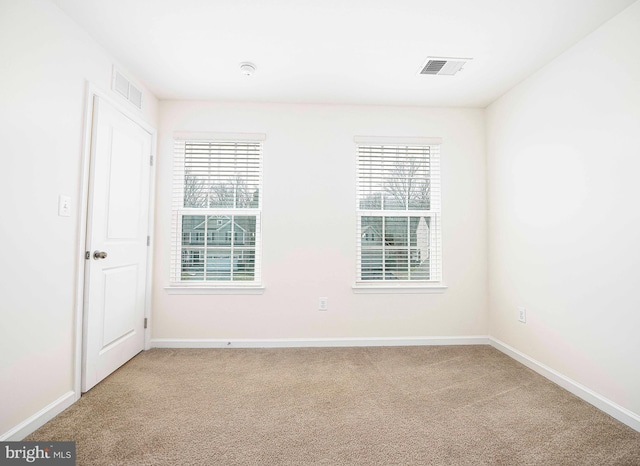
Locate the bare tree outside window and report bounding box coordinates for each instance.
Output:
[183,173,207,208]
[384,156,431,210]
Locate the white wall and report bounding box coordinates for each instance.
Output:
[152,103,487,342]
[0,0,157,438]
[486,1,640,418]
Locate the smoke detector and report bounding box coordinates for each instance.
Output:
[239,62,256,76]
[418,57,472,76]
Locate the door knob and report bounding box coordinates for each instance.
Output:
[93,250,108,260]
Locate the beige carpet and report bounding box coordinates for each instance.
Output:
[27,346,640,465]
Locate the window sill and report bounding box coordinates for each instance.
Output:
[352,283,448,294]
[165,285,265,295]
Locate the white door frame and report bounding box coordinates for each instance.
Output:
[73,82,157,399]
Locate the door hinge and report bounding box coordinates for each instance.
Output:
[144,317,148,329]
[150,155,154,166]
[85,251,90,260]
[147,235,151,246]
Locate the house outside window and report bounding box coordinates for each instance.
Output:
[170,133,264,288]
[355,136,443,289]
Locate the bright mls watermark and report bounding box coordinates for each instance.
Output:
[0,442,75,465]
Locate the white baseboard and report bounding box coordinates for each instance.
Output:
[150,335,490,349]
[490,337,640,433]
[0,391,77,441]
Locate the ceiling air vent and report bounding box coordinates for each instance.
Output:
[419,57,471,76]
[112,67,143,110]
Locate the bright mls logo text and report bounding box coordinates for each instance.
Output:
[1,442,75,464]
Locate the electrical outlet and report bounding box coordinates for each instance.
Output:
[518,307,526,323]
[319,297,328,311]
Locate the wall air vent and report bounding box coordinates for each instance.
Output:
[419,57,472,76]
[112,67,143,110]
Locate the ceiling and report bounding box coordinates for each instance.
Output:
[53,0,636,107]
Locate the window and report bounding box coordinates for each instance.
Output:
[171,133,263,287]
[355,137,442,287]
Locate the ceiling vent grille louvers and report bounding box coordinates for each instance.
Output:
[112,68,143,110]
[421,60,447,75]
[419,57,471,76]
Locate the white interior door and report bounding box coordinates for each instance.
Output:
[82,95,152,392]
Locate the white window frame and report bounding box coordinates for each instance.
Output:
[166,132,265,295]
[353,136,446,293]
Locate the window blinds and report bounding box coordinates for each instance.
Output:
[356,142,441,283]
[171,137,263,285]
